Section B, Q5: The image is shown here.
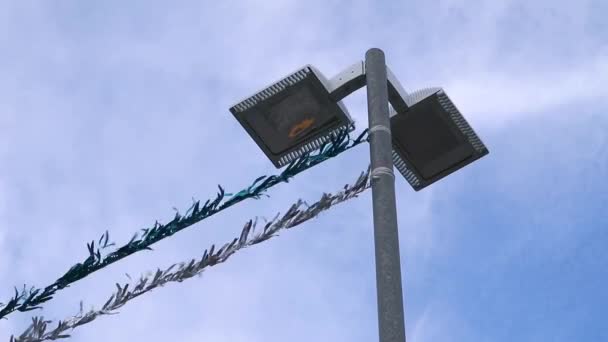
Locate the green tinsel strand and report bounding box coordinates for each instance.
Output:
[0,128,369,320]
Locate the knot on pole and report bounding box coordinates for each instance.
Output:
[369,124,392,136]
[371,166,395,180]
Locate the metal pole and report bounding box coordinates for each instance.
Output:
[365,48,406,342]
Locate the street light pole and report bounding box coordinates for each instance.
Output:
[365,48,407,342]
[230,47,489,342]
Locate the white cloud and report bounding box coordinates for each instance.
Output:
[409,301,481,342]
[0,0,605,341]
[444,54,608,128]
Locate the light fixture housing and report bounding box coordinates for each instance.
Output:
[230,65,354,168]
[390,88,489,191]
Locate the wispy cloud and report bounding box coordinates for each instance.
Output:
[0,0,605,341]
[445,54,608,127]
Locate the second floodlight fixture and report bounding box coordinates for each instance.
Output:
[229,65,355,168]
[390,88,489,191]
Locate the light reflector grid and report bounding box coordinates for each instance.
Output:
[230,65,354,168]
[391,88,489,191]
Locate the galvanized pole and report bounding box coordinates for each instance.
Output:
[365,48,407,342]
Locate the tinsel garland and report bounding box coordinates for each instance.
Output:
[0,128,368,321]
[10,166,371,341]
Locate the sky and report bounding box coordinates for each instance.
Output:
[0,0,607,341]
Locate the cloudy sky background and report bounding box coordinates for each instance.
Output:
[1,0,607,341]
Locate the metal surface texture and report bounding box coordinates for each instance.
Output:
[366,48,407,342]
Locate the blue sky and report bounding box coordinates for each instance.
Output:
[0,0,606,341]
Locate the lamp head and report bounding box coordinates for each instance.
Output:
[230,65,354,168]
[391,88,489,191]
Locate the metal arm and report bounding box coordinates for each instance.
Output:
[328,61,410,113]
[386,67,409,114]
[328,61,366,102]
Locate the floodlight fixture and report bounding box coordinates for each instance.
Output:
[390,87,489,191]
[229,65,355,168]
[325,62,489,191]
